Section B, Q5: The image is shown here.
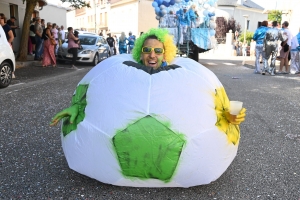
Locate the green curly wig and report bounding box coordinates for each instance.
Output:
[132,28,177,64]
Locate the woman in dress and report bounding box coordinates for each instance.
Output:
[42,22,56,67]
[118,32,128,54]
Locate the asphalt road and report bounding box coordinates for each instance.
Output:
[0,59,299,199]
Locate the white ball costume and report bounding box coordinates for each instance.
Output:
[61,54,241,188]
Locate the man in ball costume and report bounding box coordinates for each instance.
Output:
[50,28,246,188]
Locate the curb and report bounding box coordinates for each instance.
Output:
[16,61,41,69]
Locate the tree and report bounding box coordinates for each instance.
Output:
[268,10,282,24]
[215,17,241,44]
[238,31,254,45]
[215,17,227,44]
[17,0,89,61]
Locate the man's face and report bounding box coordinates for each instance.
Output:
[11,19,15,23]
[140,39,165,70]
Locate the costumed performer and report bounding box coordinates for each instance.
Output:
[252,20,269,74]
[290,34,300,74]
[50,28,246,187]
[263,21,286,76]
[176,6,190,45]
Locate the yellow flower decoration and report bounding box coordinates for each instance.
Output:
[214,87,240,145]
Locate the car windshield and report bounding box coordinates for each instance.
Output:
[79,36,97,45]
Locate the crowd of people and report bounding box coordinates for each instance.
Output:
[28,17,68,68]
[100,30,137,56]
[246,20,299,76]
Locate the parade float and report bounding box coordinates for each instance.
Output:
[152,0,218,61]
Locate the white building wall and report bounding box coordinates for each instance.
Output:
[40,4,67,28]
[218,5,267,33]
[110,2,139,36]
[233,9,267,32]
[66,10,76,29]
[281,1,300,36]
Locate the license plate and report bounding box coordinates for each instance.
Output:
[66,54,73,58]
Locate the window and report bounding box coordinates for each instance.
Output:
[247,20,250,30]
[9,4,18,25]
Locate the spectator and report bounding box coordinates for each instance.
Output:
[119,32,128,54]
[34,17,44,60]
[235,41,241,56]
[250,39,256,59]
[0,13,14,47]
[232,40,237,56]
[0,13,15,78]
[42,22,56,68]
[252,20,269,74]
[51,23,58,55]
[41,19,46,29]
[57,26,62,48]
[278,21,293,74]
[67,27,79,69]
[6,16,19,49]
[106,33,115,56]
[113,35,119,55]
[242,42,247,57]
[29,18,36,55]
[60,25,65,44]
[99,30,103,36]
[127,31,135,54]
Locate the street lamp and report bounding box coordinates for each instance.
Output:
[94,0,98,34]
[243,15,249,43]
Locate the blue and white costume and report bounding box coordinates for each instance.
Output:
[176,8,190,45]
[188,8,198,28]
[290,34,300,74]
[127,35,135,54]
[263,27,286,75]
[252,26,269,74]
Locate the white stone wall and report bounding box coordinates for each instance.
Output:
[40,4,68,28]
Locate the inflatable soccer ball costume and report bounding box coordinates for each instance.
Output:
[57,29,244,188]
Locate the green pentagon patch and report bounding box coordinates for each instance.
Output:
[113,116,186,182]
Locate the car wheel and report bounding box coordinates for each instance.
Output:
[0,61,12,88]
[92,53,99,66]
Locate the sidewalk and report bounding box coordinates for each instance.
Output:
[15,54,42,69]
[199,50,281,71]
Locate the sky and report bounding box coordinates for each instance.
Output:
[46,0,296,10]
[251,0,296,10]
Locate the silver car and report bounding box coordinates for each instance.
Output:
[57,34,110,65]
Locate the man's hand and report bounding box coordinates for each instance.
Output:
[50,104,79,126]
[225,108,246,125]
